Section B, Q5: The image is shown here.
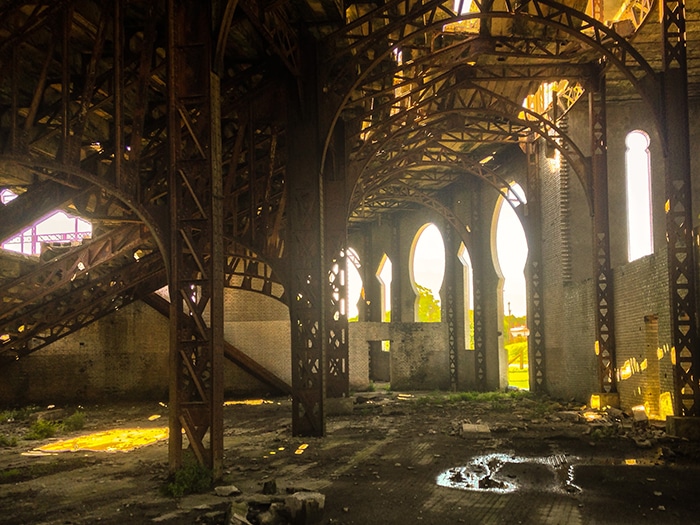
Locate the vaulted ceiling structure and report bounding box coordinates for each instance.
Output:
[0,0,696,473]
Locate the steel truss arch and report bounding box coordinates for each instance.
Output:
[223,239,288,304]
[320,0,661,172]
[351,151,526,214]
[0,156,169,269]
[361,182,473,253]
[349,105,589,210]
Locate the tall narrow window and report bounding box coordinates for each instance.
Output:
[411,223,445,322]
[626,130,653,261]
[377,255,393,322]
[458,243,474,350]
[346,247,363,322]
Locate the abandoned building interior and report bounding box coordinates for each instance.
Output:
[1,0,700,507]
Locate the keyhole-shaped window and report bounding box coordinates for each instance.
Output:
[626,130,653,261]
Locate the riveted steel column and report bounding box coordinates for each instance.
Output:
[325,124,349,399]
[472,182,487,391]
[524,140,546,393]
[590,75,617,394]
[287,39,325,436]
[444,223,458,391]
[167,0,225,478]
[662,0,699,416]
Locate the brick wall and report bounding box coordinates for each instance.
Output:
[0,301,169,405]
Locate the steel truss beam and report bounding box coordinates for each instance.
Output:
[590,75,617,394]
[167,0,225,477]
[662,0,699,416]
[524,140,546,392]
[0,224,148,322]
[0,252,165,362]
[348,81,590,205]
[320,0,660,172]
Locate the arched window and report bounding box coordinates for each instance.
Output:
[410,223,445,322]
[626,130,653,261]
[493,183,529,390]
[458,243,474,349]
[376,255,393,322]
[346,247,363,322]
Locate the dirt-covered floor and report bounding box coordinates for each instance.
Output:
[1,391,700,525]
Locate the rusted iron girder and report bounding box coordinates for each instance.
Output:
[662,0,699,416]
[319,0,661,177]
[0,224,148,322]
[167,0,225,477]
[324,178,350,399]
[0,181,85,242]
[589,76,617,394]
[444,223,458,391]
[224,95,287,264]
[350,81,589,202]
[524,140,546,393]
[238,0,301,77]
[0,252,165,361]
[224,244,287,304]
[471,183,486,391]
[287,38,326,437]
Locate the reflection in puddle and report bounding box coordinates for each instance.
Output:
[436,453,582,494]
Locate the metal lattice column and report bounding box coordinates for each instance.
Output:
[287,40,326,436]
[444,223,458,391]
[472,182,487,391]
[590,75,617,394]
[167,0,225,477]
[325,178,350,399]
[662,0,699,416]
[524,140,546,393]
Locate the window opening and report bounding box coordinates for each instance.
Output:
[346,247,363,322]
[376,254,392,323]
[494,183,529,389]
[626,130,653,261]
[1,191,92,256]
[411,223,445,323]
[458,243,475,350]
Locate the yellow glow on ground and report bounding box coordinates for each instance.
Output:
[38,427,168,453]
[223,399,273,406]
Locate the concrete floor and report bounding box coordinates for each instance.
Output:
[1,392,699,524]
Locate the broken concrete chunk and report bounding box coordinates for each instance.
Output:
[284,492,325,525]
[215,485,242,497]
[460,423,490,435]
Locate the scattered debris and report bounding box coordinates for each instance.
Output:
[215,485,242,497]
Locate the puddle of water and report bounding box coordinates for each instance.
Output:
[436,453,582,494]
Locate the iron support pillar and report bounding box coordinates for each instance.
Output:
[590,75,617,394]
[662,0,699,416]
[287,39,326,436]
[444,223,458,391]
[390,216,402,323]
[524,140,546,393]
[167,0,225,478]
[472,181,487,391]
[324,144,349,398]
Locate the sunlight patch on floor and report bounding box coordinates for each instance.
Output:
[37,427,168,453]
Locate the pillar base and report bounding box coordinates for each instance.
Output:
[589,393,620,410]
[325,397,354,416]
[666,417,700,440]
